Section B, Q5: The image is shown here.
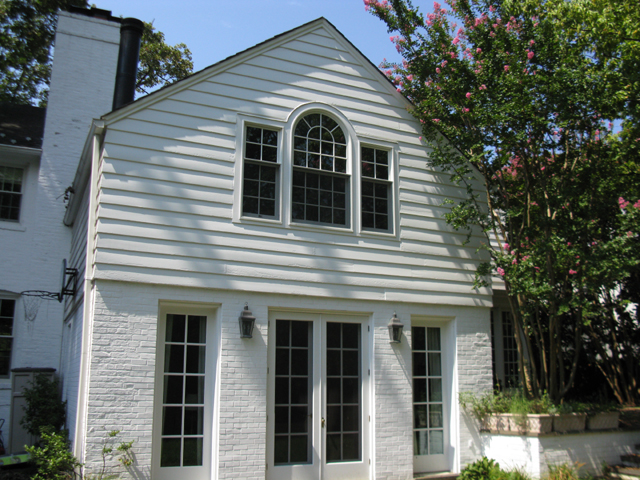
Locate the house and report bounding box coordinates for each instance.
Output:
[0,6,130,454]
[60,14,496,480]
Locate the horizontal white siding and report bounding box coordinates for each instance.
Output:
[95,21,492,306]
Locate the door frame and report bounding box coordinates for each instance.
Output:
[151,302,220,480]
[266,310,372,480]
[411,316,457,474]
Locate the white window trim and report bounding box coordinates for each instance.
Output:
[0,296,17,379]
[0,144,40,232]
[232,106,401,241]
[152,301,221,480]
[356,139,399,238]
[233,115,285,226]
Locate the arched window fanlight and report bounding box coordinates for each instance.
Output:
[292,113,349,226]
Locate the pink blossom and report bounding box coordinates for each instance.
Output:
[504,243,510,250]
[436,67,441,73]
[512,258,518,265]
[453,37,460,45]
[489,5,495,12]
[569,269,577,275]
[529,40,535,45]
[419,136,422,141]
[504,65,510,72]
[463,107,470,112]
[497,267,505,276]
[634,200,640,208]
[406,74,414,81]
[534,266,540,271]
[433,118,441,122]
[476,47,482,54]
[527,51,534,60]
[567,242,572,246]
[619,197,630,209]
[479,84,487,90]
[434,1,441,10]
[466,92,472,98]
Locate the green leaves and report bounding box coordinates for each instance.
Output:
[0,4,194,105]
[368,0,640,402]
[135,22,193,95]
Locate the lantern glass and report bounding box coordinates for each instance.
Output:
[387,312,404,344]
[239,305,256,338]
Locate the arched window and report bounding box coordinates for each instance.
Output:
[291,113,349,227]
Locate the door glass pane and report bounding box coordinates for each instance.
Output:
[274,320,312,465]
[412,326,444,456]
[326,322,361,463]
[161,314,207,467]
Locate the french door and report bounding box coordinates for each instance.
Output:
[152,305,217,480]
[267,312,370,480]
[412,325,449,473]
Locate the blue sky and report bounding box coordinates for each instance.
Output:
[95,0,403,74]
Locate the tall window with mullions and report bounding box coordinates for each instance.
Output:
[412,326,444,457]
[291,113,349,227]
[242,126,279,219]
[160,314,207,468]
[361,147,392,232]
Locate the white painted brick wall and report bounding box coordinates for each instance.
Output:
[482,431,640,477]
[0,9,120,447]
[82,281,491,479]
[456,309,493,469]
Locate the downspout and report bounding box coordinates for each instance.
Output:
[73,123,104,462]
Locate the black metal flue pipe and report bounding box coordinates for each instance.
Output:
[112,17,144,110]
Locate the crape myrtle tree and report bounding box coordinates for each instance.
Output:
[0,0,193,106]
[366,0,640,403]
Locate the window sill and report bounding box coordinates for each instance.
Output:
[288,220,354,236]
[0,221,26,232]
[236,216,283,227]
[359,228,399,240]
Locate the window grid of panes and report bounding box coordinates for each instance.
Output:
[274,320,312,465]
[412,326,444,456]
[160,314,207,468]
[243,126,279,218]
[0,166,23,221]
[292,113,348,226]
[0,299,14,377]
[502,312,519,388]
[326,322,361,463]
[361,147,391,231]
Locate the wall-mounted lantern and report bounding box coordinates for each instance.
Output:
[387,311,404,344]
[239,303,256,338]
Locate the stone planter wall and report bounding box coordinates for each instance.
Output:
[553,413,587,433]
[485,411,618,435]
[480,430,640,478]
[587,411,620,431]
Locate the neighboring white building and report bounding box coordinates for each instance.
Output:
[61,16,496,480]
[0,7,123,453]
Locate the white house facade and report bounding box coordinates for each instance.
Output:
[62,17,494,480]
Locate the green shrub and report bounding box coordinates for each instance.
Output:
[460,457,502,480]
[460,457,533,480]
[25,426,81,480]
[545,463,584,480]
[20,374,66,437]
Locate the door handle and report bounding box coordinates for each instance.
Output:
[321,417,325,428]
